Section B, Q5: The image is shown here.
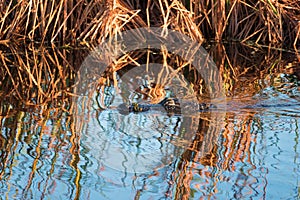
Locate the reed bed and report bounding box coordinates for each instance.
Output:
[0,0,299,49]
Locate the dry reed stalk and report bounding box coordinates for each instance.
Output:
[0,0,106,43]
[185,0,299,49]
[213,0,226,41]
[0,0,298,49]
[77,1,146,43]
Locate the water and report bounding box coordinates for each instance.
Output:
[1,104,299,199]
[1,83,300,200]
[0,45,300,199]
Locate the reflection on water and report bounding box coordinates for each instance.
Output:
[0,43,300,199]
[83,110,187,173]
[1,102,299,199]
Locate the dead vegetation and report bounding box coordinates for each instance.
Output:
[0,0,298,49]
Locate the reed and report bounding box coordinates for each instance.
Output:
[0,0,298,49]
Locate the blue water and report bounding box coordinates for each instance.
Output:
[1,78,300,199]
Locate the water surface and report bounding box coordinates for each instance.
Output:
[0,44,299,199]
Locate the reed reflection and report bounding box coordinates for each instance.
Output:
[0,42,299,199]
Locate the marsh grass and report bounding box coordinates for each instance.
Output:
[0,0,298,48]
